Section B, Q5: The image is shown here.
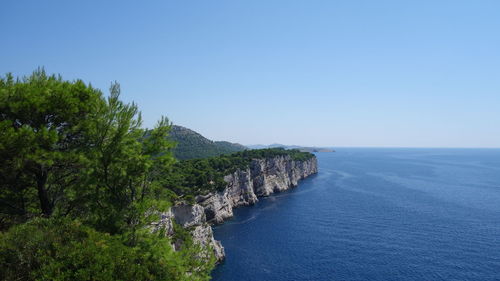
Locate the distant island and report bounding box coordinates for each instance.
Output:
[248,143,335,153]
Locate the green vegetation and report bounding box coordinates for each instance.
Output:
[163,148,315,199]
[0,217,212,281]
[0,69,313,280]
[169,125,246,160]
[0,69,214,281]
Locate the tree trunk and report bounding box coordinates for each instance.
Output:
[36,171,52,216]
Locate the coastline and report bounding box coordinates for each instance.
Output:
[156,155,319,262]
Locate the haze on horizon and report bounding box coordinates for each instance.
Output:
[2,0,499,148]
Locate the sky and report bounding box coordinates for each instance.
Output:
[2,0,500,148]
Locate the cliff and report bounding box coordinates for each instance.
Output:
[154,155,318,262]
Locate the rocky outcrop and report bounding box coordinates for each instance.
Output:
[171,203,225,261]
[150,209,175,236]
[154,155,318,263]
[152,203,226,262]
[190,224,225,260]
[171,204,205,228]
[195,192,233,224]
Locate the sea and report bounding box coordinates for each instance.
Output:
[211,148,500,281]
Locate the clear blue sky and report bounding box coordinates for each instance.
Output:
[2,0,500,147]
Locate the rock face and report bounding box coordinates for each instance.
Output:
[171,203,225,260]
[153,203,226,262]
[171,204,205,228]
[155,155,318,263]
[198,155,318,222]
[150,209,175,236]
[195,192,233,224]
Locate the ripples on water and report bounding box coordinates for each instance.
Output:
[211,148,500,281]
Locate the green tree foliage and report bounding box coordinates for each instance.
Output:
[0,217,213,281]
[0,69,214,280]
[0,70,104,223]
[77,83,176,235]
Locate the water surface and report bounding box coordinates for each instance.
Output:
[211,148,500,281]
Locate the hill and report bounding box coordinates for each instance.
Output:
[169,125,247,160]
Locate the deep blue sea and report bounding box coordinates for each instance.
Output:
[211,148,500,281]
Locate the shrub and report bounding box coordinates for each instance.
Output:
[0,217,213,281]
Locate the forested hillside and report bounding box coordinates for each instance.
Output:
[169,125,246,160]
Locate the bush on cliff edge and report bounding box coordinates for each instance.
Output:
[0,217,214,281]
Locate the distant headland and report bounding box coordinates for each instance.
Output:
[247,143,335,153]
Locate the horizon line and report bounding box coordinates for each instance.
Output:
[245,145,500,149]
